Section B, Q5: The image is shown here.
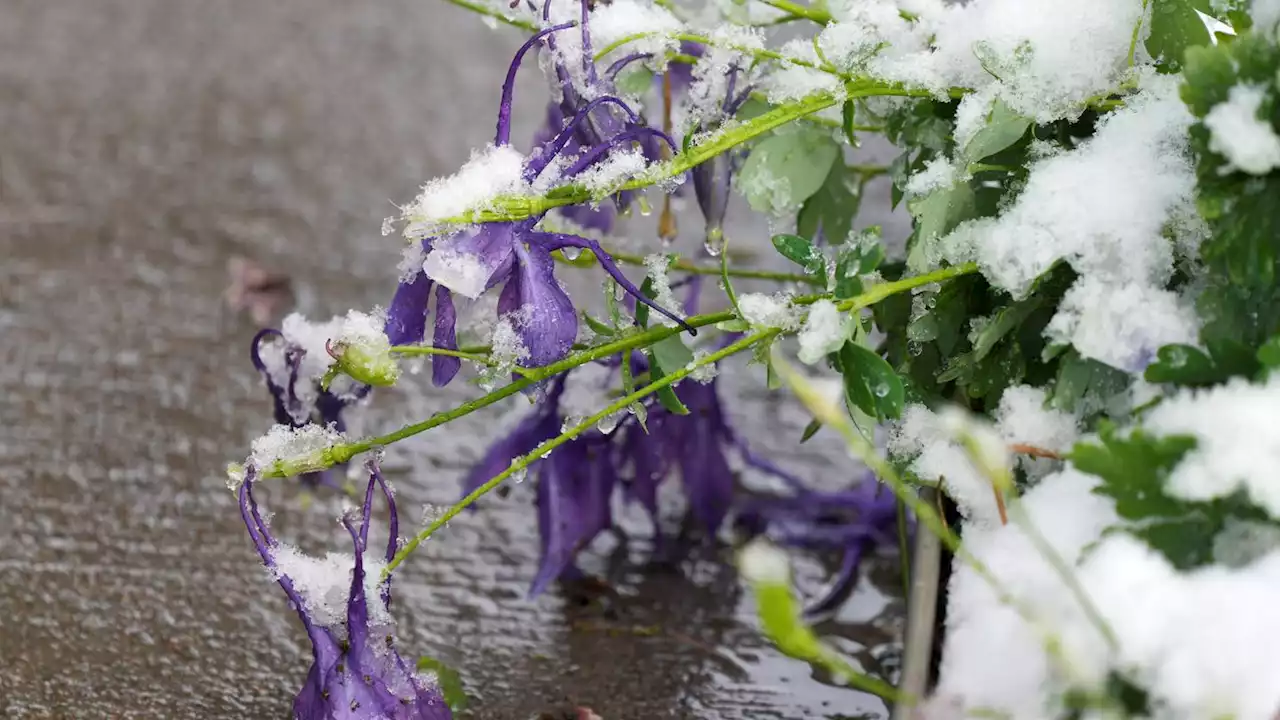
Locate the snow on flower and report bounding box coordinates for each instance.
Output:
[240,461,453,719]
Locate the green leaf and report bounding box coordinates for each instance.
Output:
[582,312,616,337]
[770,233,826,275]
[841,99,860,147]
[1145,340,1260,386]
[797,161,860,245]
[800,418,823,443]
[906,180,975,272]
[647,335,693,415]
[1258,335,1280,368]
[833,246,865,300]
[1070,426,1274,570]
[962,98,1032,163]
[417,657,468,711]
[739,128,841,214]
[1049,351,1131,417]
[839,341,905,420]
[651,334,694,374]
[715,318,751,332]
[1146,0,1216,72]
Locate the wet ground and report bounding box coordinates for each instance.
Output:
[0,2,906,718]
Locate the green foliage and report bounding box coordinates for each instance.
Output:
[635,264,692,415]
[416,656,468,711]
[1048,351,1131,420]
[833,229,885,300]
[1072,425,1273,569]
[1146,0,1234,72]
[1182,32,1280,349]
[770,233,826,275]
[1144,339,1260,387]
[739,127,841,213]
[962,98,1033,164]
[836,341,906,421]
[797,161,861,245]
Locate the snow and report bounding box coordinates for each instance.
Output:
[824,0,1143,122]
[272,544,392,631]
[993,385,1078,478]
[396,241,428,283]
[1204,83,1280,175]
[338,309,389,348]
[890,404,1007,527]
[738,538,791,584]
[1143,376,1280,519]
[942,77,1194,298]
[762,39,844,104]
[643,254,681,328]
[402,144,526,235]
[738,292,802,330]
[796,299,851,365]
[249,423,346,471]
[422,245,494,300]
[489,313,531,370]
[546,0,683,98]
[1044,278,1199,372]
[936,468,1118,716]
[905,157,960,197]
[686,348,720,383]
[578,147,649,193]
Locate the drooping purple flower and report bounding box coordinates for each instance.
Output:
[240,461,453,719]
[689,65,753,245]
[250,327,371,489]
[734,474,902,617]
[396,9,695,383]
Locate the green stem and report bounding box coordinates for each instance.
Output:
[758,0,831,25]
[390,345,535,378]
[595,31,832,74]
[383,329,775,577]
[552,244,822,284]
[258,263,977,479]
[438,0,539,32]
[440,88,916,226]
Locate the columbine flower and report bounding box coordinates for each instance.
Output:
[688,63,752,247]
[389,4,694,384]
[251,321,372,489]
[239,460,453,719]
[733,474,902,617]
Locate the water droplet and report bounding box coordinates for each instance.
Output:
[873,382,891,398]
[562,247,583,261]
[703,227,725,257]
[636,195,653,216]
[509,461,528,484]
[908,341,923,357]
[925,296,937,309]
[1166,347,1188,367]
[596,411,622,435]
[561,414,586,433]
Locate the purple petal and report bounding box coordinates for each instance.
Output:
[499,242,578,368]
[495,23,576,147]
[431,285,461,387]
[460,377,566,498]
[384,244,435,346]
[423,223,517,300]
[530,435,618,597]
[532,232,694,333]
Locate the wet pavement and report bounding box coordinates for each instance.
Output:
[0,2,905,718]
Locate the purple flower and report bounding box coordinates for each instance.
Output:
[388,12,695,382]
[240,460,453,719]
[461,353,807,595]
[734,475,902,617]
[689,65,752,245]
[250,327,371,489]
